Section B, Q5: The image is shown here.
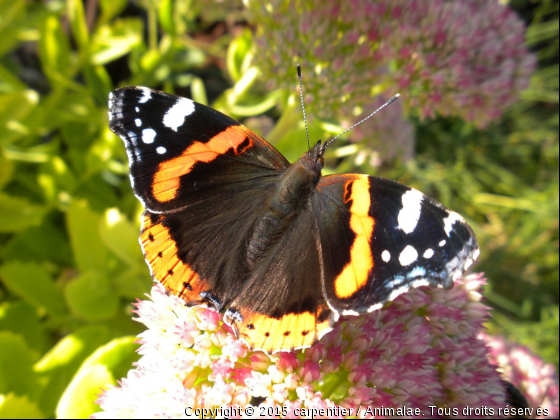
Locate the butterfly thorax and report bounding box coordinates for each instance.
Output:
[245,151,322,269]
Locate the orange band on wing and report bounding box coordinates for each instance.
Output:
[140,213,206,299]
[234,310,332,353]
[334,179,375,299]
[152,126,251,202]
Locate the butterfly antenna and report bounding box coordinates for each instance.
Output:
[324,94,400,148]
[297,64,311,151]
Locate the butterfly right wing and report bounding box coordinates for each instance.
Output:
[312,174,479,315]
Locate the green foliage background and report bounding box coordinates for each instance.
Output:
[0,0,557,418]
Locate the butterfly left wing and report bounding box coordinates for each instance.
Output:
[312,174,479,314]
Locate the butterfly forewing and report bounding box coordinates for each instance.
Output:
[312,174,479,314]
[109,87,288,213]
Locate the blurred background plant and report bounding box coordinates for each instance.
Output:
[0,0,557,418]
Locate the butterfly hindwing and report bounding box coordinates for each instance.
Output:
[224,209,335,353]
[138,164,284,310]
[312,174,479,314]
[109,87,289,213]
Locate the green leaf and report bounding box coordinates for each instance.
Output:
[98,0,127,25]
[99,208,142,268]
[43,156,79,194]
[226,29,253,82]
[34,325,111,417]
[0,301,49,353]
[0,155,14,189]
[56,336,139,419]
[0,393,45,419]
[191,77,208,106]
[90,18,143,65]
[84,65,112,104]
[0,90,39,144]
[66,199,110,272]
[0,262,67,319]
[67,0,90,51]
[3,222,74,266]
[39,15,72,82]
[114,268,151,300]
[0,0,26,33]
[74,174,120,211]
[64,271,119,321]
[0,332,41,401]
[158,0,175,34]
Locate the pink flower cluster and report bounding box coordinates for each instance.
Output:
[245,0,536,129]
[379,0,536,127]
[92,274,532,418]
[483,334,559,418]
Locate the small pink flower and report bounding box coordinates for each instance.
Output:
[223,335,248,362]
[277,352,300,372]
[299,360,321,383]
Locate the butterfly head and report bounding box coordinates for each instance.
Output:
[309,139,326,168]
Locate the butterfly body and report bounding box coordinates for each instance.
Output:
[109,86,479,353]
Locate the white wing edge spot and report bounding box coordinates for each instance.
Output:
[443,211,465,237]
[138,87,152,103]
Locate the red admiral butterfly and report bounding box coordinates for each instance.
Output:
[109,77,479,354]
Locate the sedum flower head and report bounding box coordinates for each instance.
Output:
[93,273,523,418]
[483,334,559,418]
[245,0,536,128]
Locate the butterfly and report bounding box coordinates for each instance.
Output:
[108,82,479,354]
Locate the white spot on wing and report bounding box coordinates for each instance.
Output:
[138,87,152,103]
[443,211,465,237]
[399,245,418,266]
[135,118,142,127]
[367,303,383,313]
[163,98,195,131]
[412,279,430,288]
[142,128,156,144]
[342,309,359,316]
[156,146,167,154]
[388,286,409,302]
[398,189,423,234]
[439,240,447,247]
[382,250,391,262]
[135,106,140,112]
[473,249,480,261]
[423,248,434,259]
